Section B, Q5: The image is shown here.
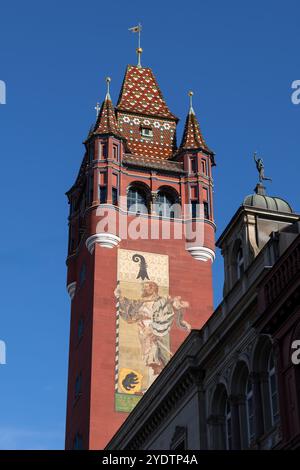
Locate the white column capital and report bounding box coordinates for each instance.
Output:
[85,233,121,254]
[67,281,76,300]
[186,246,215,262]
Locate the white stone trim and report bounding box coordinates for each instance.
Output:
[67,281,77,300]
[186,246,215,262]
[85,233,121,253]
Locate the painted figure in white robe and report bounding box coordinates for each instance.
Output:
[115,281,190,381]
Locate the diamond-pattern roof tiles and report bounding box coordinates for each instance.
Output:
[180,108,209,151]
[93,95,123,138]
[116,65,177,120]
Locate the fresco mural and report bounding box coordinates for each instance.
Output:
[114,249,191,412]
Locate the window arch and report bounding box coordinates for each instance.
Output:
[237,245,244,280]
[231,239,245,285]
[127,183,150,214]
[230,360,251,449]
[155,187,180,219]
[209,383,229,449]
[252,336,280,437]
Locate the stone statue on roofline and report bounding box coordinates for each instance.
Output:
[254,152,272,183]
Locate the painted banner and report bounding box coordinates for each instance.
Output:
[114,249,190,412]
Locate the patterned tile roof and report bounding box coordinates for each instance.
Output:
[116,65,178,120]
[180,108,210,151]
[123,154,186,174]
[117,122,177,159]
[93,95,123,138]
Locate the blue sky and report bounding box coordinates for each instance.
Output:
[0,0,299,449]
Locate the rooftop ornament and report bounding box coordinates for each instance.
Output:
[129,23,143,68]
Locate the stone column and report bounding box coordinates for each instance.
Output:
[251,372,264,440]
[207,415,225,449]
[229,394,241,450]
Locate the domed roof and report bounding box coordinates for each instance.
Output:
[243,184,293,213]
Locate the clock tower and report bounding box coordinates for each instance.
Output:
[65,47,216,449]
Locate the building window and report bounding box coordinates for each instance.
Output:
[75,372,82,399]
[156,191,176,219]
[237,245,244,280]
[88,175,93,203]
[99,185,107,203]
[89,143,94,163]
[225,400,232,450]
[246,378,255,445]
[112,187,118,206]
[68,224,75,253]
[73,433,83,450]
[191,200,198,218]
[78,318,84,340]
[79,263,86,287]
[268,353,279,425]
[99,142,107,159]
[113,144,119,160]
[141,127,153,138]
[203,201,209,219]
[201,159,207,175]
[127,186,149,214]
[190,157,197,173]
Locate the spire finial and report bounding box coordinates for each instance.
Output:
[105,76,111,100]
[188,90,195,114]
[129,23,143,67]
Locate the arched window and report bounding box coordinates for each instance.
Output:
[230,361,252,449]
[209,384,228,449]
[237,245,244,280]
[225,400,232,450]
[268,353,279,425]
[127,185,149,214]
[246,378,254,445]
[252,337,280,437]
[231,240,245,286]
[156,191,175,219]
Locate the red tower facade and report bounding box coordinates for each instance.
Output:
[65,60,216,449]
